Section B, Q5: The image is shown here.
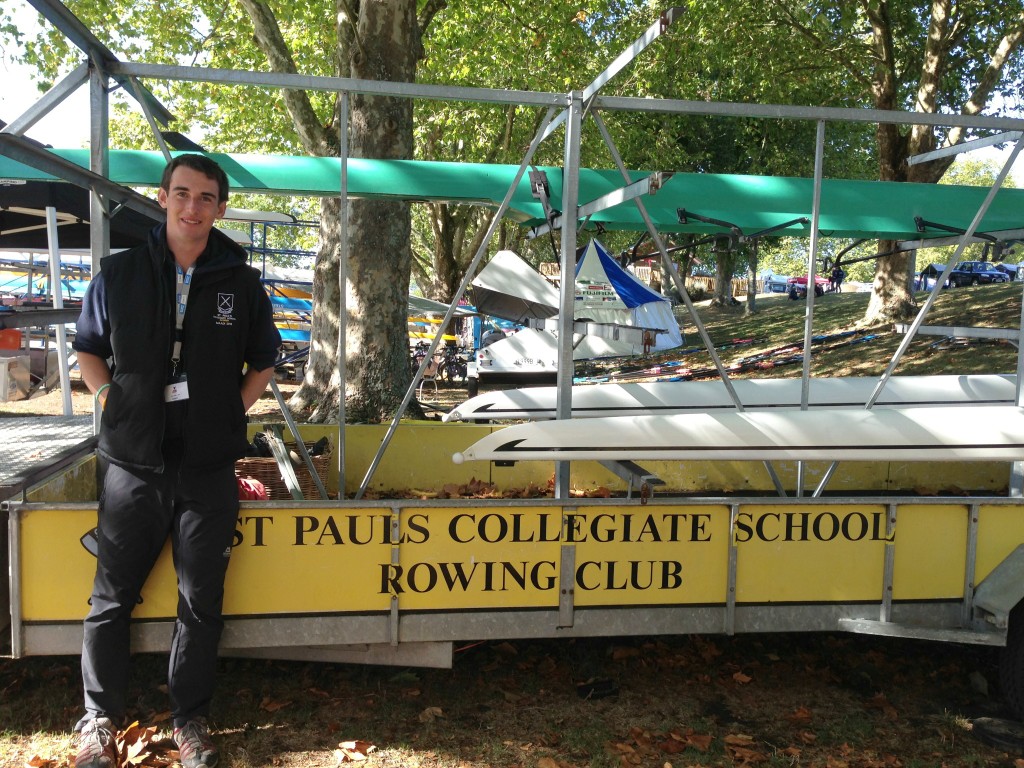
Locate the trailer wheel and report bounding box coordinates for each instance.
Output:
[1000,604,1024,720]
[467,377,479,398]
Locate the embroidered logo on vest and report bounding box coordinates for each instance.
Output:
[215,293,236,326]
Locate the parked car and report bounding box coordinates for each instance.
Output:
[787,275,829,299]
[946,260,1010,287]
[995,262,1022,281]
[914,263,949,290]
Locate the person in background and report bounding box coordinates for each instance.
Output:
[831,264,845,293]
[71,154,281,768]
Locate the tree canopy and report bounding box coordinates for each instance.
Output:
[5,0,1024,420]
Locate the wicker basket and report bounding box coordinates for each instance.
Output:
[235,444,331,500]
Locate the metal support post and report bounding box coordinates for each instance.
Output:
[44,208,73,416]
[554,93,583,499]
[337,91,349,497]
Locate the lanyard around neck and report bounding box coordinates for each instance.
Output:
[171,264,195,373]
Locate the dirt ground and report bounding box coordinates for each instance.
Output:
[2,632,1024,768]
[0,371,305,420]
[0,371,472,421]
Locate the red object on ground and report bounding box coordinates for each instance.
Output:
[237,476,268,500]
[787,275,830,288]
[0,328,21,349]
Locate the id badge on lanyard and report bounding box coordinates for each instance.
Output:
[165,264,194,403]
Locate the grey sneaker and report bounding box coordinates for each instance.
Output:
[172,717,218,768]
[75,717,118,768]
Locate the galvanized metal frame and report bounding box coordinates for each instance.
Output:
[726,503,739,635]
[5,501,22,658]
[7,4,1024,663]
[558,507,577,628]
[880,503,897,623]
[963,502,982,627]
[554,93,583,498]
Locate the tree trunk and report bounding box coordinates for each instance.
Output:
[290,0,421,423]
[744,242,758,315]
[864,239,916,322]
[860,0,1024,325]
[711,249,737,307]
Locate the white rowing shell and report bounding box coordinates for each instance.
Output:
[445,374,1017,422]
[451,405,1024,464]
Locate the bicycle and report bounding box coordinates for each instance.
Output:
[437,344,468,382]
[409,340,433,375]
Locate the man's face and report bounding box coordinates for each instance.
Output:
[157,165,226,244]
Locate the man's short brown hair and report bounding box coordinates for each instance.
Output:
[160,154,230,203]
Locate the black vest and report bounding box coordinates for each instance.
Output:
[98,228,266,471]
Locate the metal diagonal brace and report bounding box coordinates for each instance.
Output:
[908,131,1024,165]
[0,133,165,222]
[540,6,684,143]
[581,7,685,102]
[27,0,174,125]
[2,63,90,137]
[355,107,561,500]
[530,172,672,238]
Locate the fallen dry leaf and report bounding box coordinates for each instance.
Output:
[26,757,57,768]
[727,745,768,765]
[682,730,713,752]
[335,739,376,763]
[117,721,161,768]
[723,733,767,765]
[657,736,686,754]
[612,646,640,660]
[628,726,653,749]
[260,696,292,712]
[418,706,444,722]
[724,734,755,746]
[786,706,813,725]
[536,758,561,768]
[732,670,752,684]
[865,692,899,720]
[492,641,518,656]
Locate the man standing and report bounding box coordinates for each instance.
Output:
[71,155,281,768]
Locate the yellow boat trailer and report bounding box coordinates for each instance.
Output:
[6,422,1024,716]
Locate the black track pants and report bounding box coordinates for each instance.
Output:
[77,456,238,730]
